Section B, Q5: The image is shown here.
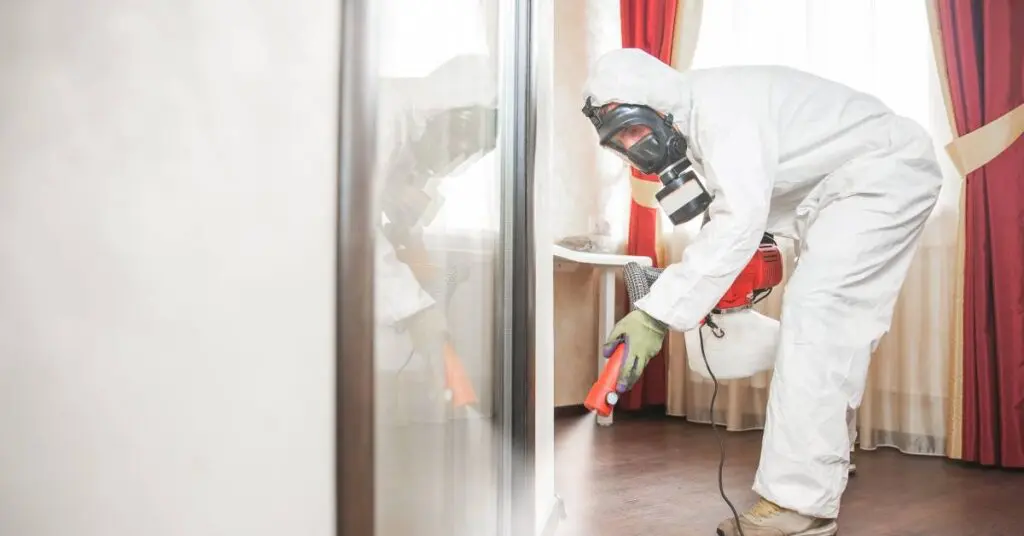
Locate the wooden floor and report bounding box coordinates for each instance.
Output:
[554,413,1023,536]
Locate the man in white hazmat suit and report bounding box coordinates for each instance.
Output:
[582,48,941,535]
[374,52,496,417]
[373,0,495,394]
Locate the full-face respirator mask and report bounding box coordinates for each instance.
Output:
[582,97,712,225]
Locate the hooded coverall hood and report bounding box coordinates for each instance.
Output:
[582,48,693,135]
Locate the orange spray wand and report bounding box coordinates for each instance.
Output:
[584,342,626,417]
[442,342,478,408]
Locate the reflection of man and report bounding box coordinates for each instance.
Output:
[582,49,942,536]
[373,55,497,410]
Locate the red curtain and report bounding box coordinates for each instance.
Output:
[938,0,1024,468]
[617,0,678,411]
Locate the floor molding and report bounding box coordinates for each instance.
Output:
[554,404,667,419]
[554,404,588,418]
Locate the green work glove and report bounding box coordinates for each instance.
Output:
[602,309,668,393]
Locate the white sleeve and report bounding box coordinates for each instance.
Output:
[634,120,776,332]
[374,226,436,326]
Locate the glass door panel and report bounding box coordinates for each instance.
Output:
[369,1,510,535]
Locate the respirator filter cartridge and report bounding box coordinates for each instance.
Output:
[656,169,712,225]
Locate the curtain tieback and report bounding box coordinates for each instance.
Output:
[630,176,661,209]
[946,102,1024,177]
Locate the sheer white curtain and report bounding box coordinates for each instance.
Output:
[663,0,960,456]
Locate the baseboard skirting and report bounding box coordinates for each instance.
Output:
[554,404,588,418]
[554,404,667,419]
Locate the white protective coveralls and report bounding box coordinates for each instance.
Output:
[583,49,942,518]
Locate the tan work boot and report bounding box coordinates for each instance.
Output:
[716,498,838,536]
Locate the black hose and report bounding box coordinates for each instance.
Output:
[701,325,745,536]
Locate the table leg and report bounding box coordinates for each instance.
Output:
[596,269,617,427]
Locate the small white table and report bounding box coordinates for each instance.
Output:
[553,244,654,426]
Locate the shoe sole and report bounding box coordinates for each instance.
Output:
[715,520,838,536]
[800,522,839,535]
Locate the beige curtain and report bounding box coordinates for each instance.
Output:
[664,1,960,457]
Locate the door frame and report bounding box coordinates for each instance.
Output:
[336,0,537,533]
[336,0,376,534]
[495,0,537,534]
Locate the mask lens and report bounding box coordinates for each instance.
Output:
[604,124,663,173]
[609,124,653,151]
[598,125,655,167]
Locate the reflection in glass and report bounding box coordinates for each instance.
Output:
[371,1,503,534]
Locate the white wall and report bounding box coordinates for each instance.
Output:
[0,1,337,535]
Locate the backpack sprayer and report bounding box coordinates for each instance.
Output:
[583,233,784,536]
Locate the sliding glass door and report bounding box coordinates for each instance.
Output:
[337,0,535,534]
